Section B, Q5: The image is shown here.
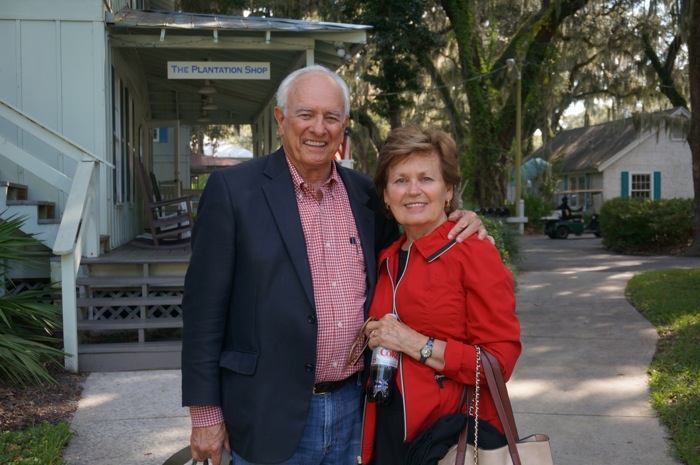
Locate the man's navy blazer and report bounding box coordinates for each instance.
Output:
[181,148,399,463]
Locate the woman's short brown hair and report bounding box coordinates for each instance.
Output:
[374,127,461,217]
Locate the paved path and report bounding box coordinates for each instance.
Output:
[512,235,698,465]
[63,234,700,464]
[62,370,190,464]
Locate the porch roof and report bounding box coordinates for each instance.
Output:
[107,9,371,126]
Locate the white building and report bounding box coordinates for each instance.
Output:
[0,0,370,371]
[534,107,693,212]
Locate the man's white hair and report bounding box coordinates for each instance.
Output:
[276,65,350,118]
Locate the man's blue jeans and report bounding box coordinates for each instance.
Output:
[233,379,363,465]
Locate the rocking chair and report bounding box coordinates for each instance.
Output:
[134,156,193,246]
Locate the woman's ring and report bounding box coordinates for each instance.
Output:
[370,330,377,338]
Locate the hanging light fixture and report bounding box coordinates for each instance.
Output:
[198,80,216,95]
[202,96,218,111]
[334,42,346,57]
[197,112,211,123]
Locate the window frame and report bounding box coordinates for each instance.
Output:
[629,172,652,199]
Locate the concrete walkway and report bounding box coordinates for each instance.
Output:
[62,235,700,464]
[512,235,698,465]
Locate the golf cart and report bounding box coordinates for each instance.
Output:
[541,193,602,239]
[542,212,601,239]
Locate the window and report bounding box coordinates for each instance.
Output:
[152,127,168,143]
[567,175,586,208]
[670,121,687,141]
[630,173,651,198]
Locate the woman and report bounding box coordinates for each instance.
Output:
[359,127,521,464]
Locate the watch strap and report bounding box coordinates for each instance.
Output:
[419,337,435,363]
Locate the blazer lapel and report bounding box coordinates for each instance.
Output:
[262,150,315,307]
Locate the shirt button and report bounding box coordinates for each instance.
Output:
[331,281,337,287]
[332,361,338,368]
[325,242,331,248]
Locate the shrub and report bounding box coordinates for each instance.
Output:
[600,197,693,254]
[523,194,555,234]
[482,216,521,274]
[0,214,65,385]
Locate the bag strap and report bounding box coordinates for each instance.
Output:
[455,345,480,465]
[452,347,523,465]
[481,349,523,465]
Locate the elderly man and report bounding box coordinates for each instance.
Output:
[181,65,488,465]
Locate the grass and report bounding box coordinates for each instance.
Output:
[0,422,72,465]
[626,269,700,465]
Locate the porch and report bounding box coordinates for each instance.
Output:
[0,2,370,374]
[67,241,191,372]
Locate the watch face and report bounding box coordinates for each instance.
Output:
[421,347,431,358]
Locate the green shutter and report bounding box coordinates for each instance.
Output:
[621,172,629,197]
[653,171,661,200]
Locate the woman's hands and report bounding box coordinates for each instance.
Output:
[365,314,446,370]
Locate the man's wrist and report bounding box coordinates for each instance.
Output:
[189,405,225,428]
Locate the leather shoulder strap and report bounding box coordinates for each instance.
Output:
[481,349,522,465]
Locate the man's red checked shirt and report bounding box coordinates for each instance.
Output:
[288,159,368,383]
[190,159,368,427]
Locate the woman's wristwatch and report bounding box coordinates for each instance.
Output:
[419,337,435,363]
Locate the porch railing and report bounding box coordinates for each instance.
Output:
[54,160,100,372]
[0,98,114,373]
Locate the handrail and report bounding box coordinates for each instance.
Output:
[0,134,74,193]
[0,98,107,373]
[53,160,99,256]
[0,99,114,168]
[54,159,100,373]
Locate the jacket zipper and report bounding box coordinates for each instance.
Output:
[384,243,412,442]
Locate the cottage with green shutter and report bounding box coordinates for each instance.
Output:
[534,107,692,212]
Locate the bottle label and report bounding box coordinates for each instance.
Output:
[371,347,399,368]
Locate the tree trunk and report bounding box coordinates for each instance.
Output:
[642,34,688,109]
[421,58,469,146]
[441,0,504,208]
[684,0,700,255]
[441,0,589,209]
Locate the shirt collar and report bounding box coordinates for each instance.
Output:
[379,220,457,263]
[286,157,339,192]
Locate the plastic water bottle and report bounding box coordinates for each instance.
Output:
[367,345,399,403]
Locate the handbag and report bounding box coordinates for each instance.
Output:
[439,346,553,465]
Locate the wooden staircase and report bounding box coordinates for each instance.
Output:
[74,245,189,372]
[1,180,61,227]
[1,178,188,372]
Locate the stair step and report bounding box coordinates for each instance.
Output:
[6,199,56,219]
[76,276,185,287]
[80,255,190,265]
[0,181,28,200]
[77,296,182,307]
[79,340,182,354]
[77,317,182,331]
[78,341,182,371]
[100,235,110,253]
